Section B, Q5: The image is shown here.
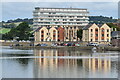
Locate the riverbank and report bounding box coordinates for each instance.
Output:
[9,45,120,51]
[1,42,120,51]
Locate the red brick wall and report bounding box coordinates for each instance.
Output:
[58,27,64,41]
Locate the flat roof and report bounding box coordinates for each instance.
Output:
[35,7,87,10]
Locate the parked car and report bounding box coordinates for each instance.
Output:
[64,43,68,46]
[75,43,80,46]
[87,43,99,46]
[30,44,34,46]
[41,44,48,46]
[67,43,73,46]
[60,43,64,46]
[51,43,57,46]
[36,44,41,46]
[15,44,23,46]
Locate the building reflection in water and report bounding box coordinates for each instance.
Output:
[33,49,115,78]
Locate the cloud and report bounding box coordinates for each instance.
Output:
[1,2,118,21]
[1,0,120,2]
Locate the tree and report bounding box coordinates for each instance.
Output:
[77,29,83,41]
[15,22,32,40]
[2,22,33,40]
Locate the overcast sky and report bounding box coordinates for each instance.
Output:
[1,2,119,21]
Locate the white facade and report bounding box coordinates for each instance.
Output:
[33,7,89,29]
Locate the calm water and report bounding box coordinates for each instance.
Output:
[0,46,119,78]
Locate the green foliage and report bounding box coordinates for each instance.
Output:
[89,16,117,24]
[107,23,120,31]
[0,28,11,34]
[2,22,33,40]
[77,29,83,40]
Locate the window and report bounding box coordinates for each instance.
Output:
[41,39,43,41]
[102,34,104,37]
[102,28,104,32]
[58,35,59,37]
[107,29,109,32]
[95,28,98,32]
[53,35,56,37]
[91,29,93,32]
[70,19,73,21]
[91,34,93,37]
[91,39,92,41]
[107,34,109,37]
[41,30,44,33]
[76,19,80,21]
[41,35,44,37]
[74,26,76,29]
[96,34,98,37]
[53,30,56,34]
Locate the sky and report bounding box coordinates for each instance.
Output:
[1,2,119,21]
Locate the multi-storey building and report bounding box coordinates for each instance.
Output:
[33,7,89,29]
[82,23,111,44]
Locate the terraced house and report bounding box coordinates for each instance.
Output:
[34,26,64,42]
[82,23,111,44]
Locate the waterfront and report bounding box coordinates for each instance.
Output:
[1,46,119,78]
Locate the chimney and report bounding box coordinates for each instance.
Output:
[115,28,117,31]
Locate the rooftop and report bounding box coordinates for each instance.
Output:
[35,7,87,10]
[112,31,120,37]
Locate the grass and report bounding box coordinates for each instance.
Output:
[0,28,11,34]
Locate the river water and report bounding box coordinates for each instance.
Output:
[0,46,119,78]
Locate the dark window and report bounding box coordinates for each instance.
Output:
[107,34,109,37]
[74,26,76,29]
[58,35,59,37]
[41,35,44,37]
[70,19,73,21]
[95,28,98,32]
[53,35,56,37]
[96,34,98,37]
[102,34,104,37]
[41,30,44,33]
[41,39,43,41]
[107,29,109,32]
[91,29,93,32]
[91,39,92,41]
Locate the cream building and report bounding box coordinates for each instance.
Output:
[34,26,58,42]
[82,23,111,44]
[64,26,79,41]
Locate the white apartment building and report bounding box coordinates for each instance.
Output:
[33,7,89,29]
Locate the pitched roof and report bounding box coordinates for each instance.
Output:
[82,24,93,30]
[112,31,120,37]
[97,24,103,27]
